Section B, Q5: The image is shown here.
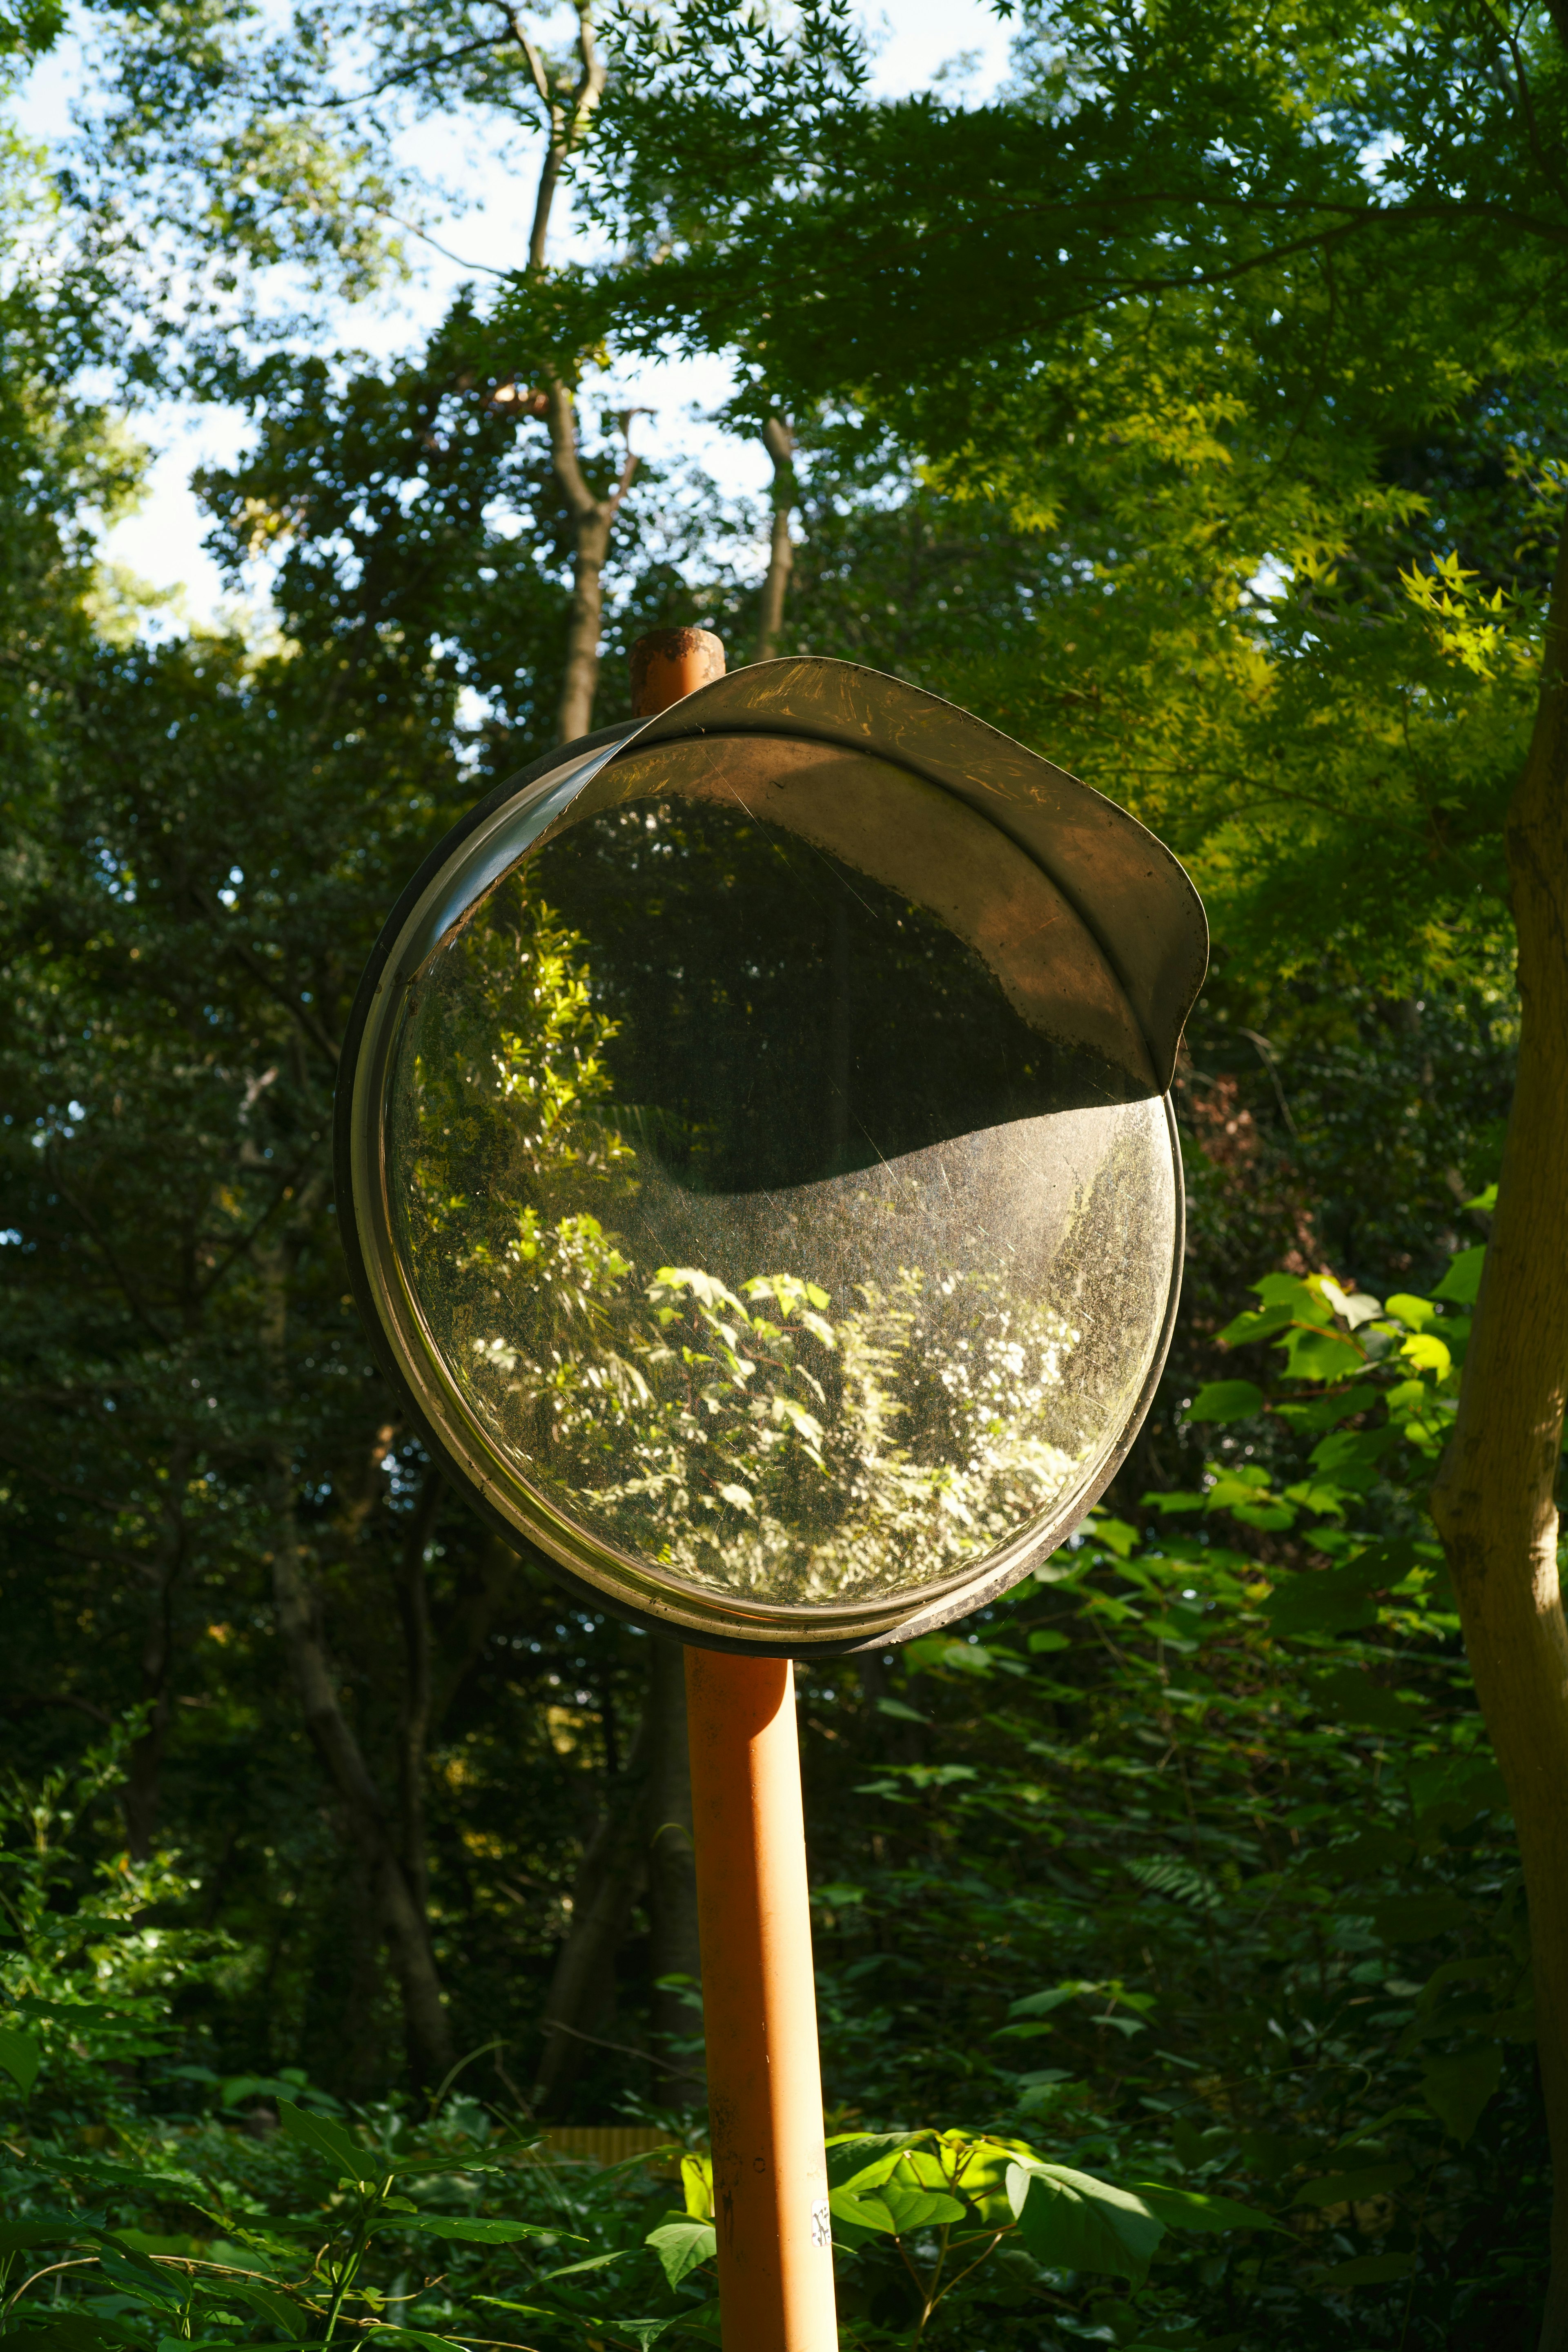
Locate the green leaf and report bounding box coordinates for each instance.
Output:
[646,2218,717,2288]
[221,2280,306,2332]
[1186,1381,1264,1423]
[1312,1668,1425,1733]
[277,2098,382,2186]
[542,2250,629,2280]
[1317,2250,1416,2286]
[1264,1568,1379,1637]
[876,2185,965,2232]
[364,2327,472,2352]
[824,2133,923,2192]
[1371,1893,1471,1944]
[1280,1327,1365,1382]
[1008,1986,1079,2020]
[0,2027,42,2094]
[1432,1245,1485,1304]
[1319,1278,1384,1328]
[1292,2163,1412,2207]
[1131,2184,1286,2234]
[10,2321,142,2352]
[0,2222,94,2252]
[399,2217,551,2243]
[1005,2162,1164,2282]
[1217,1304,1292,1347]
[1407,1755,1510,1822]
[876,1696,927,1722]
[1422,2045,1504,2143]
[1252,1274,1329,1314]
[1385,1292,1439,1330]
[829,2187,900,2234]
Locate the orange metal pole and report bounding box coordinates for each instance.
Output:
[685,1648,838,2352]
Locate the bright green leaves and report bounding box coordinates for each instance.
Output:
[815,2127,1282,2307]
[1175,1262,1473,1538]
[1186,1380,1263,1423]
[643,2216,715,2287]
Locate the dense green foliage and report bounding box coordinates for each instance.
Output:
[0,0,1554,2343]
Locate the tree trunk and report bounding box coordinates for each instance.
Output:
[646,1637,704,2107]
[259,1234,453,2087]
[1430,495,1568,2352]
[755,415,796,662]
[393,1469,443,1912]
[532,1699,653,2116]
[544,380,639,744]
[122,1441,191,1859]
[268,1487,456,2087]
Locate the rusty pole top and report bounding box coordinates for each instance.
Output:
[629,626,727,717]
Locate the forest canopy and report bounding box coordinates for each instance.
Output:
[0,1,1561,2348]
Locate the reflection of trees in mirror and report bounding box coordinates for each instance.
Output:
[389,880,1173,1602]
[530,797,1148,1192]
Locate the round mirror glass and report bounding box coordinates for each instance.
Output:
[353,702,1187,1649]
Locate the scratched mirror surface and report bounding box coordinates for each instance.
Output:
[383,792,1177,1606]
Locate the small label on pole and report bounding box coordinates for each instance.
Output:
[810,2200,831,2249]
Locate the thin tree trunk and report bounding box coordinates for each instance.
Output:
[545,383,641,743]
[259,1233,453,2087]
[533,1702,653,2115]
[645,1637,704,2107]
[122,1440,191,1859]
[507,2,633,747]
[1430,494,1568,2352]
[755,415,796,662]
[394,1470,443,1912]
[268,1478,455,2087]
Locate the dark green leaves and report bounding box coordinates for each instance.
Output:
[1432,1246,1485,1304]
[1423,2045,1504,2143]
[402,2217,550,2243]
[1132,2184,1285,2235]
[1293,2163,1412,2207]
[277,2098,383,2186]
[1005,2162,1165,2282]
[0,2027,42,2093]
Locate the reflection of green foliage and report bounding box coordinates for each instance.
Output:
[390,889,1098,1601]
[586,1265,1084,1601]
[390,882,641,1438]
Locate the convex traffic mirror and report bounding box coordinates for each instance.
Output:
[337,655,1207,1653]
